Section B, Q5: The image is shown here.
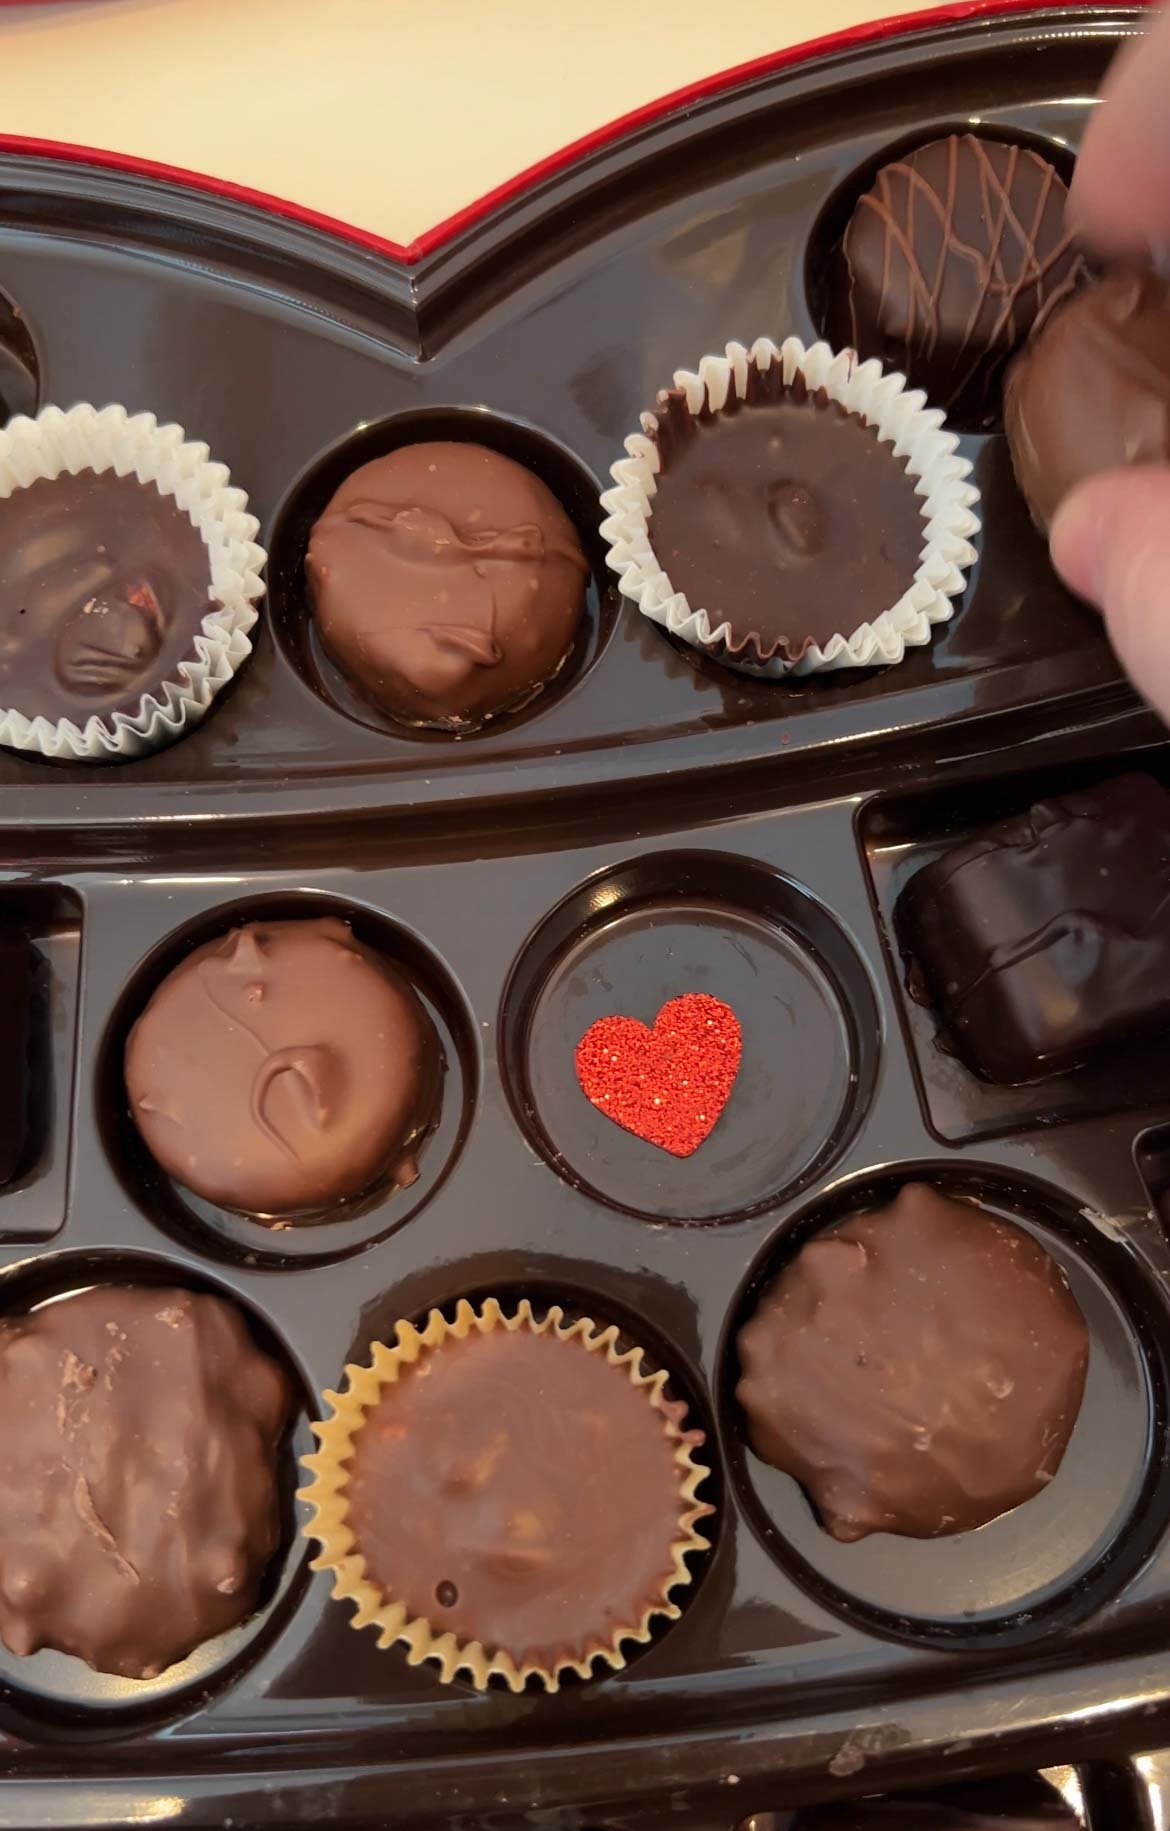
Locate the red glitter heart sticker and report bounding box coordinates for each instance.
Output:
[574,992,742,1157]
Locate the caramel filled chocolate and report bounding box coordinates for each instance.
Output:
[646,368,924,664]
[897,773,1170,1083]
[1004,269,1170,529]
[836,134,1082,426]
[0,469,211,723]
[306,442,588,728]
[125,916,440,1218]
[0,1284,292,1679]
[736,1183,1088,1541]
[345,1323,699,1670]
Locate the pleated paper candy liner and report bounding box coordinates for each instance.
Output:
[0,403,266,760]
[599,335,981,677]
[298,1296,714,1693]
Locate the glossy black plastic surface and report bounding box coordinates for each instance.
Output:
[1,8,1168,1827]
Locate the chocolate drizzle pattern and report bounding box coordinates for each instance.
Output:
[0,1284,292,1679]
[837,134,1083,426]
[897,774,1170,1083]
[125,916,440,1218]
[306,443,588,728]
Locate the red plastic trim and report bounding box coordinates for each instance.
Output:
[0,0,1149,266]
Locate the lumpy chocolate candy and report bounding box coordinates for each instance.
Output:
[0,470,211,724]
[836,134,1082,427]
[736,1183,1088,1541]
[897,773,1170,1083]
[0,1284,292,1679]
[306,442,588,728]
[126,916,440,1217]
[1005,268,1170,529]
[0,933,31,1186]
[345,1323,699,1670]
[646,366,924,665]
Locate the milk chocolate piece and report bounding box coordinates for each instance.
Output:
[0,1284,292,1679]
[646,366,924,664]
[305,442,589,728]
[897,773,1170,1083]
[0,470,211,724]
[837,134,1082,427]
[345,1322,703,1670]
[736,1183,1088,1541]
[1004,269,1170,529]
[0,933,31,1186]
[125,916,440,1217]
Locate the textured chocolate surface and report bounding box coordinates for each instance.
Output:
[736,1183,1088,1541]
[306,442,588,728]
[345,1323,699,1669]
[0,470,211,723]
[897,773,1170,1084]
[0,1284,292,1679]
[647,369,924,663]
[126,916,439,1217]
[837,134,1081,427]
[1004,269,1170,529]
[0,932,31,1186]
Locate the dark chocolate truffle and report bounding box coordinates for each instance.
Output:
[0,1284,292,1679]
[305,442,589,728]
[0,932,31,1186]
[736,1183,1088,1541]
[342,1315,709,1677]
[1004,268,1170,529]
[646,369,925,665]
[0,470,211,724]
[897,773,1170,1083]
[125,916,439,1217]
[837,134,1082,427]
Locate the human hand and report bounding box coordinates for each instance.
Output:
[1048,6,1170,714]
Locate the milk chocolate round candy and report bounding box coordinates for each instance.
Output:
[736,1183,1089,1540]
[305,442,589,728]
[125,916,439,1217]
[1005,269,1170,529]
[0,1284,292,1679]
[0,470,211,723]
[837,134,1082,427]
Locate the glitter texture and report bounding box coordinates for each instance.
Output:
[574,993,742,1157]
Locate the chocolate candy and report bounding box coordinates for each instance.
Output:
[0,933,31,1186]
[306,442,589,728]
[0,470,211,724]
[646,368,924,664]
[0,1284,292,1679]
[344,1321,700,1671]
[736,1183,1088,1541]
[836,134,1082,426]
[897,773,1170,1083]
[1004,268,1170,529]
[125,916,440,1217]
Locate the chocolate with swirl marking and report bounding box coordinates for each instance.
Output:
[125,917,440,1218]
[835,134,1083,427]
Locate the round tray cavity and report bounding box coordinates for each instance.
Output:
[98,891,476,1267]
[266,406,617,741]
[502,852,876,1224]
[724,1168,1167,1649]
[0,1248,314,1726]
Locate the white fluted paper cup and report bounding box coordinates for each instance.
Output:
[600,336,980,677]
[0,403,266,760]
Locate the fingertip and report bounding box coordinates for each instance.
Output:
[1051,467,1170,722]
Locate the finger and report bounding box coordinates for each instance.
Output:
[1051,466,1170,719]
[1070,5,1170,259]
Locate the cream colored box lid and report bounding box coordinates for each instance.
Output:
[0,0,1019,257]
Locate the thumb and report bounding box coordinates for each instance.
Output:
[1050,467,1170,723]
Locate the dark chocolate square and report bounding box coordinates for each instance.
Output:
[896,773,1170,1084]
